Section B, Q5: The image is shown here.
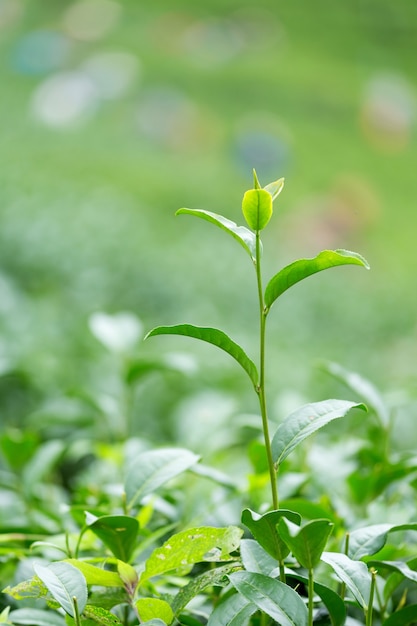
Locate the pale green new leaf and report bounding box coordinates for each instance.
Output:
[140,526,242,583]
[321,552,370,609]
[145,325,258,387]
[34,562,87,618]
[207,592,256,626]
[264,249,370,312]
[264,177,284,201]
[272,400,366,466]
[136,598,173,625]
[229,571,308,626]
[65,559,123,587]
[242,189,273,230]
[125,447,200,509]
[176,208,258,261]
[8,609,65,626]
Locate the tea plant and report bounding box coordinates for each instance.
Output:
[3,173,417,626]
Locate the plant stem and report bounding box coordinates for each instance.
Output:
[255,230,279,510]
[366,568,377,626]
[308,568,314,626]
[73,596,82,626]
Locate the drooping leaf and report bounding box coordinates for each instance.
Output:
[278,519,333,570]
[286,570,346,626]
[207,592,256,626]
[272,400,366,466]
[8,609,66,626]
[321,361,389,427]
[145,325,258,387]
[141,526,242,583]
[172,563,241,616]
[136,598,173,625]
[176,208,258,261]
[229,571,308,626]
[86,514,139,561]
[240,539,279,576]
[382,604,417,625]
[368,560,417,583]
[242,189,273,231]
[321,552,370,609]
[264,249,370,312]
[34,562,88,618]
[125,447,200,509]
[348,523,417,560]
[65,560,123,587]
[241,509,301,562]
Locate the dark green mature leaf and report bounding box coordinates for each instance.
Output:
[86,514,139,561]
[286,571,346,626]
[207,592,256,626]
[382,605,417,625]
[125,447,200,509]
[172,563,241,616]
[272,400,366,466]
[34,562,87,618]
[176,208,258,261]
[242,189,273,230]
[8,609,65,626]
[264,249,370,311]
[348,523,417,560]
[321,361,389,427]
[278,519,333,570]
[141,526,242,583]
[321,552,370,609]
[229,571,308,625]
[145,325,258,387]
[241,509,300,561]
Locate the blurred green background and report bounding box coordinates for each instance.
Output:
[0,0,416,429]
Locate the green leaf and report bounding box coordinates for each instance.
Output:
[240,539,279,576]
[241,509,301,561]
[86,514,139,561]
[382,604,417,625]
[286,571,346,626]
[117,560,138,595]
[278,519,333,570]
[348,523,417,560]
[253,168,261,189]
[368,560,417,582]
[321,552,370,609]
[125,447,200,509]
[34,562,88,618]
[321,361,389,427]
[172,563,241,616]
[176,208,258,261]
[264,177,285,201]
[136,598,173,625]
[145,325,258,387]
[140,526,242,583]
[65,560,123,587]
[207,592,256,626]
[83,606,124,625]
[8,609,66,626]
[229,571,308,626]
[264,249,370,311]
[242,189,273,230]
[3,576,48,601]
[272,399,366,466]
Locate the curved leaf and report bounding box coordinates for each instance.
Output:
[125,447,200,509]
[272,400,366,466]
[207,592,256,626]
[321,552,370,609]
[382,604,417,625]
[348,523,417,560]
[241,508,301,561]
[278,519,334,570]
[136,598,173,625]
[145,325,258,387]
[368,560,417,583]
[65,560,123,587]
[86,514,139,561]
[229,571,308,626]
[242,189,273,230]
[264,249,370,311]
[34,562,87,618]
[176,208,258,261]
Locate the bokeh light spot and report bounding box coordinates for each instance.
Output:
[63,0,121,42]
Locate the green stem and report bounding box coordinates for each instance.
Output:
[339,532,349,599]
[308,568,314,626]
[279,560,286,584]
[366,568,377,626]
[255,230,278,510]
[73,596,82,626]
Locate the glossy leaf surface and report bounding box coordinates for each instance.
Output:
[125,447,200,509]
[368,559,417,582]
[242,508,300,561]
[136,598,173,625]
[349,523,417,560]
[176,208,258,261]
[278,519,333,570]
[207,592,256,626]
[145,325,258,387]
[272,400,366,466]
[86,514,139,561]
[286,571,346,626]
[321,552,370,609]
[264,249,370,311]
[242,188,273,230]
[229,571,308,626]
[141,526,242,583]
[34,562,87,617]
[382,604,417,625]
